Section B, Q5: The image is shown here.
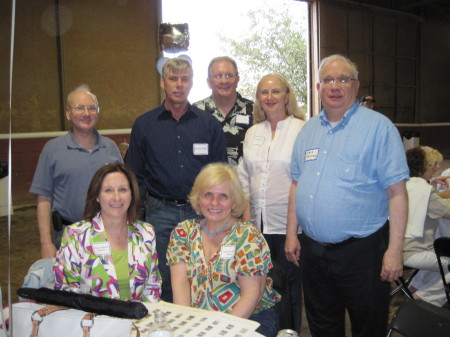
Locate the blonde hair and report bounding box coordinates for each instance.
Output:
[253,73,305,124]
[422,146,443,169]
[189,163,248,218]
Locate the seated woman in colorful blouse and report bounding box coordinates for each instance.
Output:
[167,162,280,337]
[54,163,161,302]
[403,146,450,307]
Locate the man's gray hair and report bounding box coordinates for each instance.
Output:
[66,84,98,106]
[161,58,193,78]
[207,56,238,78]
[318,54,359,80]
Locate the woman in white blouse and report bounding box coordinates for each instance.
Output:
[238,73,305,333]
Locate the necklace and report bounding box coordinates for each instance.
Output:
[202,219,231,236]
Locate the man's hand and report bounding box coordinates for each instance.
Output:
[285,234,301,267]
[380,247,403,282]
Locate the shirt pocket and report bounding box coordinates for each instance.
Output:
[334,143,362,181]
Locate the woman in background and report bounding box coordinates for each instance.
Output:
[237,73,305,332]
[403,146,450,306]
[54,163,161,302]
[167,163,280,337]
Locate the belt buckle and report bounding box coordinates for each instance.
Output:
[174,199,188,206]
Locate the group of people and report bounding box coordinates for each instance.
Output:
[29,53,446,337]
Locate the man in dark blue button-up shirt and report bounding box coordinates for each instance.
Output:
[126,58,227,302]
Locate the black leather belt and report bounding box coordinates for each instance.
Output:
[317,237,358,247]
[148,193,190,206]
[304,233,359,247]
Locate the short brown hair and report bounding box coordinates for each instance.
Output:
[84,163,141,223]
[189,163,248,218]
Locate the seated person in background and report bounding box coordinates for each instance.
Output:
[54,163,161,302]
[167,163,281,337]
[359,94,376,109]
[403,146,450,307]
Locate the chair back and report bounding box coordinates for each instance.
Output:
[386,299,450,337]
[433,237,450,306]
[268,260,293,330]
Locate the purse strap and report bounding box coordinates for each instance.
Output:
[81,313,95,337]
[30,305,68,337]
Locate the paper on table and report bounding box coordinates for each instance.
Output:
[134,301,262,337]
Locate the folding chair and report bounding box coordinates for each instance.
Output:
[386,299,450,337]
[433,237,450,308]
[268,260,293,330]
[390,267,418,300]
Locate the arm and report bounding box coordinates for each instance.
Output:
[285,180,301,267]
[438,188,450,199]
[37,195,57,258]
[170,263,191,307]
[230,274,266,318]
[381,180,408,282]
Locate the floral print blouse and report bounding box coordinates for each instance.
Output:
[167,218,280,313]
[54,213,161,302]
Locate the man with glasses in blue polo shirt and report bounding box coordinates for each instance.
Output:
[285,54,409,337]
[30,84,122,258]
[125,57,227,303]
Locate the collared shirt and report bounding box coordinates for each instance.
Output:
[238,115,305,234]
[291,102,409,243]
[29,130,123,223]
[193,92,253,165]
[125,103,227,200]
[54,213,161,303]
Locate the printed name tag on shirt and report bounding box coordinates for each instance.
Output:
[92,242,111,256]
[305,149,319,162]
[236,114,250,125]
[193,143,209,155]
[253,136,265,146]
[220,245,236,259]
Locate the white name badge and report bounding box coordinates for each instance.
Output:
[253,136,265,146]
[305,149,319,162]
[92,242,111,256]
[236,114,250,125]
[193,143,209,155]
[220,245,236,259]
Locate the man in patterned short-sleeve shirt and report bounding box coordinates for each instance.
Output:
[194,56,253,166]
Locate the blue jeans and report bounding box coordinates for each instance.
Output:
[264,234,302,334]
[145,195,198,302]
[249,306,279,337]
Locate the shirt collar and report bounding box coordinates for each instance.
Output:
[319,101,359,129]
[66,129,100,149]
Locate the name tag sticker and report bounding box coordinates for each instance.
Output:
[253,136,265,146]
[305,149,319,162]
[193,143,209,155]
[236,115,250,125]
[92,242,111,256]
[220,245,236,259]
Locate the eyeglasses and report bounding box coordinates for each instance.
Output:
[69,105,99,113]
[320,76,356,86]
[362,99,376,104]
[211,73,237,80]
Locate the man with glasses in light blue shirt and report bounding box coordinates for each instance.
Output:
[285,54,409,337]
